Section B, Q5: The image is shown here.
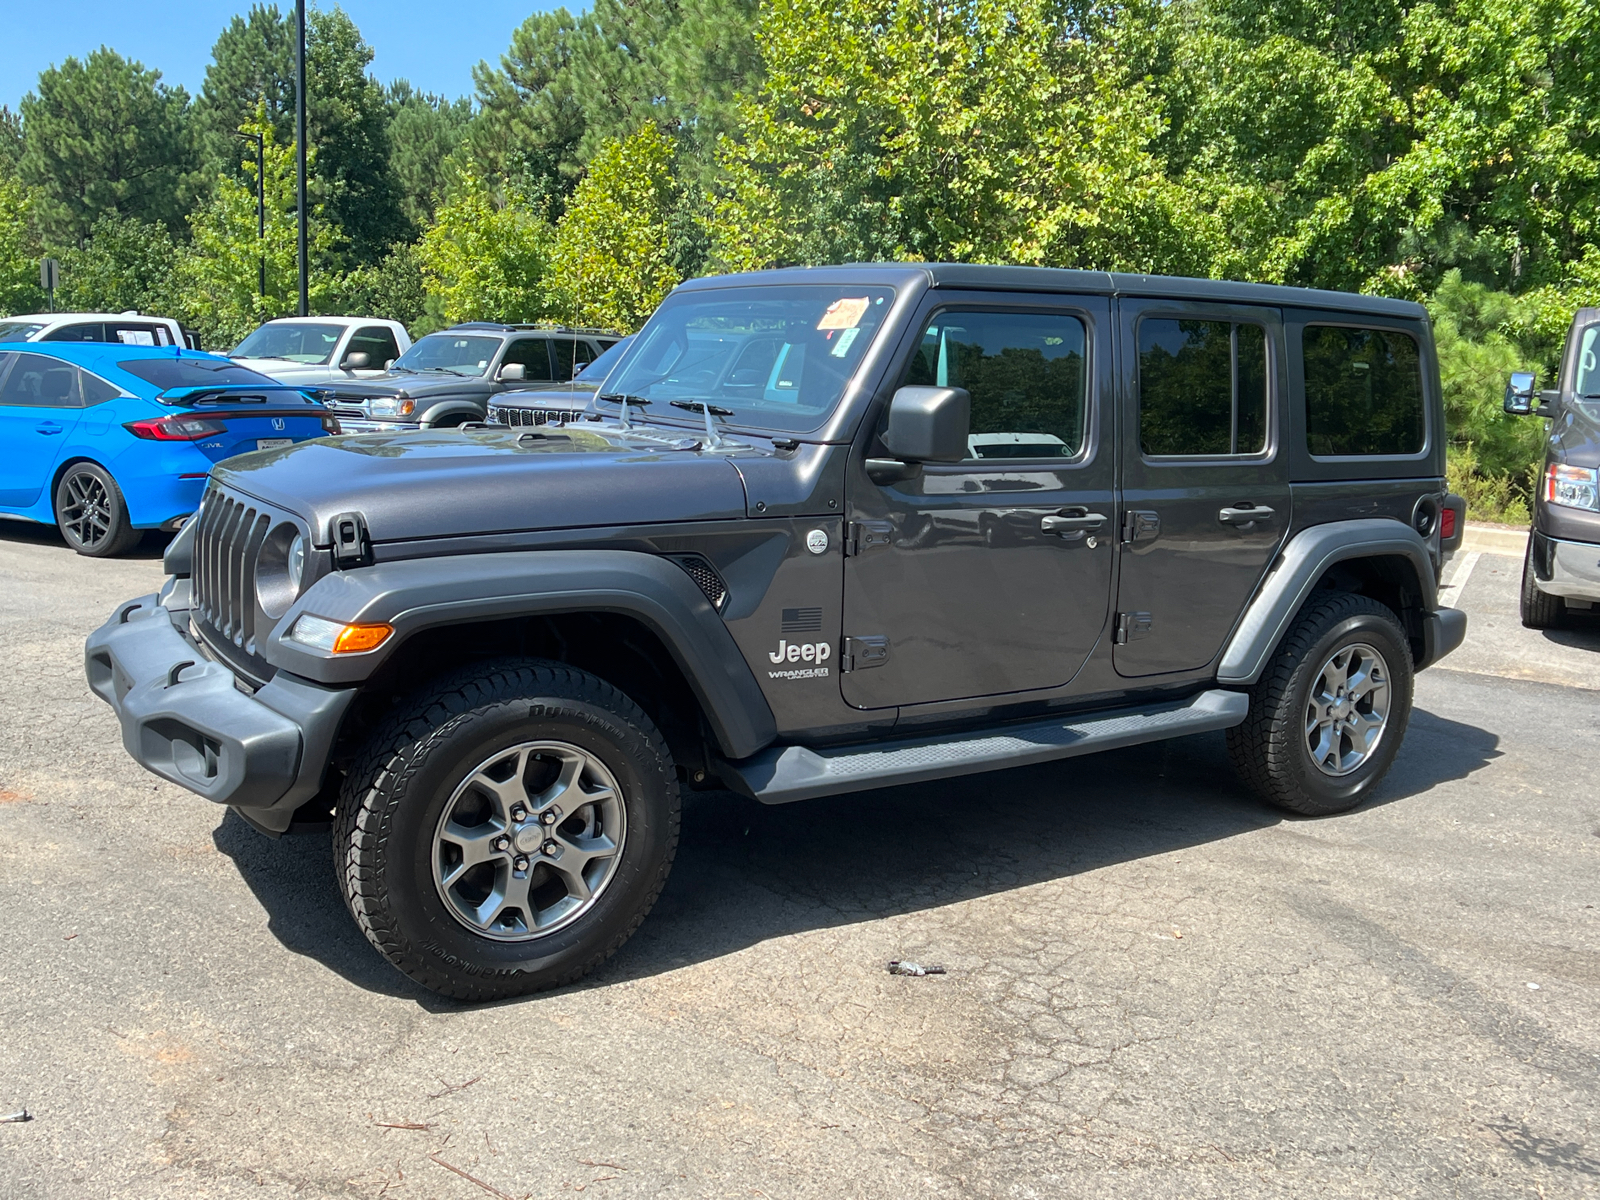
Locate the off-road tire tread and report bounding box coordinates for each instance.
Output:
[1226,591,1411,816]
[1519,537,1564,629]
[333,658,680,1001]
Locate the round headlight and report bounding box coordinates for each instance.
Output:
[287,533,306,592]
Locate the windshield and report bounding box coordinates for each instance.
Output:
[600,285,896,433]
[118,357,279,390]
[391,333,501,376]
[231,322,345,364]
[576,336,632,383]
[0,321,45,342]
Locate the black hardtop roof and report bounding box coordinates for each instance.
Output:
[677,263,1427,320]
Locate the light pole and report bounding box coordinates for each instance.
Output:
[231,130,265,297]
[295,0,309,317]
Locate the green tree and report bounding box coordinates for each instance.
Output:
[56,214,182,316]
[195,5,405,263]
[324,242,431,331]
[550,125,681,331]
[385,82,474,230]
[0,108,22,178]
[466,10,589,197]
[18,48,196,246]
[0,175,45,316]
[177,118,339,347]
[417,161,555,323]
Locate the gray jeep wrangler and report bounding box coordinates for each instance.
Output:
[86,265,1468,999]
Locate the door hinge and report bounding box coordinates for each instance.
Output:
[1122,510,1160,544]
[840,635,890,672]
[1115,612,1153,644]
[330,510,371,569]
[845,520,893,556]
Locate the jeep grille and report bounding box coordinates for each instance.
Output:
[192,489,270,649]
[488,405,579,427]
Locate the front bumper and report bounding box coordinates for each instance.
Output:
[85,593,354,831]
[1532,532,1600,603]
[328,417,411,434]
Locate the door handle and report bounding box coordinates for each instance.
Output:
[35,422,64,435]
[1041,511,1107,535]
[1218,505,1275,526]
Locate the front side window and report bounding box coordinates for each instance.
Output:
[231,322,346,364]
[1303,325,1425,457]
[602,285,896,434]
[1139,319,1268,456]
[391,333,502,377]
[116,357,276,390]
[0,353,81,407]
[905,309,1087,459]
[502,338,554,380]
[348,326,400,367]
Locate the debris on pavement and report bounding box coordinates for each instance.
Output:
[1,1110,31,1123]
[887,960,946,976]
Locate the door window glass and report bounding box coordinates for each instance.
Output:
[1303,325,1424,456]
[348,325,400,367]
[1138,319,1267,456]
[905,310,1087,459]
[106,323,163,346]
[40,323,105,343]
[0,353,80,406]
[551,338,598,382]
[79,370,123,406]
[501,338,554,380]
[1571,325,1598,398]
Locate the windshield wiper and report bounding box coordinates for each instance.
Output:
[599,393,653,429]
[670,400,735,447]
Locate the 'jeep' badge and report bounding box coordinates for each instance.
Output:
[805,528,829,554]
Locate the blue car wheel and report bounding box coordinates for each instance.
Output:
[55,462,140,557]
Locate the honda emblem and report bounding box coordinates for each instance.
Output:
[270,417,286,431]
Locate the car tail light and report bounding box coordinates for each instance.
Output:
[1438,505,1456,541]
[124,415,227,441]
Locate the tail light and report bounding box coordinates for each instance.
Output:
[1438,505,1456,541]
[124,415,228,441]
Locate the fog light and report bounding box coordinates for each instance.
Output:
[288,614,393,654]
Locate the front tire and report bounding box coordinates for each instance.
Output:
[1519,537,1564,629]
[54,463,141,557]
[1227,591,1414,816]
[335,659,680,1000]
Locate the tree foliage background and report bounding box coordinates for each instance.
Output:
[4,0,1600,516]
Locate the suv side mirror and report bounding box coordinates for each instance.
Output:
[882,386,970,463]
[497,363,526,382]
[342,351,371,370]
[1504,371,1536,415]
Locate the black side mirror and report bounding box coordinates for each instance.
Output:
[342,351,371,370]
[1504,371,1536,415]
[882,386,970,463]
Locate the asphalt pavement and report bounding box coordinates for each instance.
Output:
[1,521,1597,1199]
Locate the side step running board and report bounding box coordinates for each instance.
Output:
[721,688,1249,805]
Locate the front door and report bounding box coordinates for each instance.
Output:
[0,352,83,508]
[841,295,1115,710]
[1114,300,1291,676]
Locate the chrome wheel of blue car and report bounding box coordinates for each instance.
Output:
[55,463,140,557]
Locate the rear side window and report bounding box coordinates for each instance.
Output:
[1303,325,1425,457]
[904,309,1087,459]
[106,322,169,346]
[1138,319,1268,456]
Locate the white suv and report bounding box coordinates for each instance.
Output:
[0,312,196,348]
[230,317,413,387]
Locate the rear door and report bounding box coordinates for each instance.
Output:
[1114,300,1290,676]
[0,352,84,507]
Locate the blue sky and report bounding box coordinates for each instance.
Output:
[3,0,557,112]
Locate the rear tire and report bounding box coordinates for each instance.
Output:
[1519,537,1564,629]
[1227,591,1414,816]
[334,658,679,1000]
[54,462,141,557]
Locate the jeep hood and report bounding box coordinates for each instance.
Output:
[212,427,750,544]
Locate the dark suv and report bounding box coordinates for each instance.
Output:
[320,323,619,431]
[86,265,1467,1000]
[1504,307,1600,626]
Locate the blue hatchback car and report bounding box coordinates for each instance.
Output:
[0,343,337,556]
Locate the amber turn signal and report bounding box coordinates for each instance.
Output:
[332,623,394,654]
[287,613,394,654]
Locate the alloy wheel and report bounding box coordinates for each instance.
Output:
[431,741,627,941]
[60,469,113,550]
[1304,641,1392,777]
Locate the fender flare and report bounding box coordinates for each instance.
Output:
[1217,519,1439,686]
[418,401,484,427]
[259,548,778,759]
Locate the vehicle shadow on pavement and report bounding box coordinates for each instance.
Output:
[1542,611,1600,653]
[209,706,1498,1007]
[0,520,171,560]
